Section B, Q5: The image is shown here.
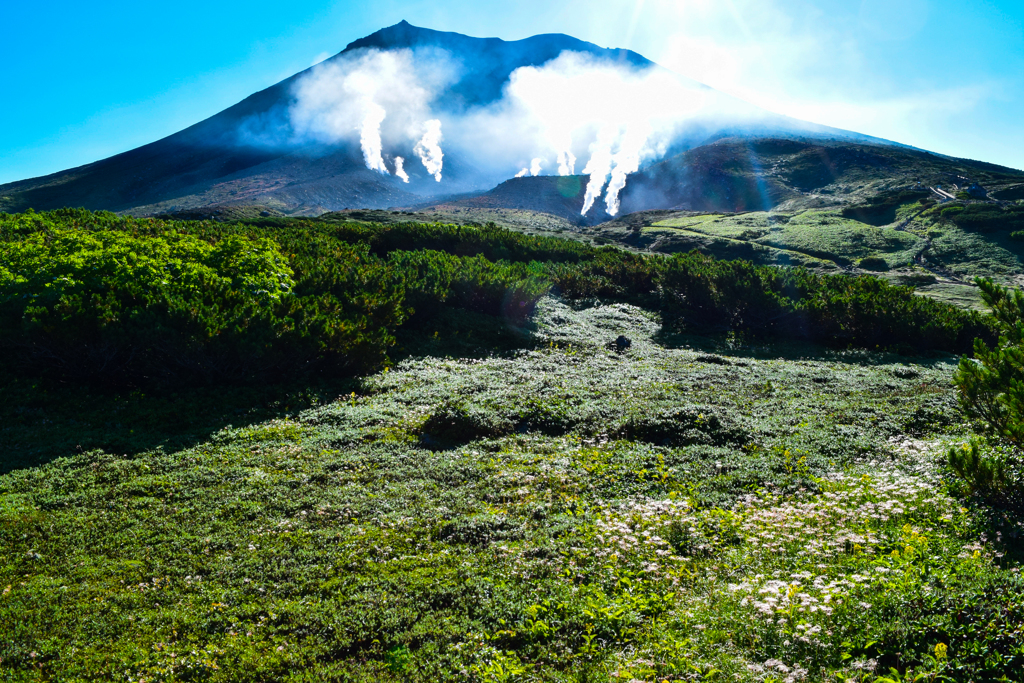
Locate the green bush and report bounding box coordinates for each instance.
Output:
[858,256,890,271]
[0,227,297,381]
[953,278,1024,445]
[947,440,1013,504]
[840,189,930,226]
[941,204,1024,233]
[0,221,406,383]
[0,209,996,385]
[655,251,989,352]
[387,250,549,321]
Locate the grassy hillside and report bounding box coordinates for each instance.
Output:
[2,298,1022,681]
[581,194,1024,310]
[1,211,1022,681]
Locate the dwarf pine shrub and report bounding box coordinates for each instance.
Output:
[953,278,1024,446]
[0,209,997,385]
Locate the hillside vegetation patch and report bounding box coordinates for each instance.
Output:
[1,294,1020,681]
[0,210,992,387]
[1,210,1022,681]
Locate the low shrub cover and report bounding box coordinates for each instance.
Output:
[0,224,408,382]
[0,296,1018,681]
[0,209,995,385]
[954,278,1024,446]
[940,204,1024,233]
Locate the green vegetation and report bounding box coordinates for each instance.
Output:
[946,277,1024,525]
[913,282,988,311]
[1,210,1023,681]
[0,210,555,384]
[628,210,925,270]
[0,210,992,388]
[954,279,1024,447]
[584,200,1024,305]
[840,189,931,227]
[939,204,1024,234]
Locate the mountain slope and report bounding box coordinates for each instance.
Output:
[0,22,655,215]
[423,137,1024,225]
[0,22,920,217]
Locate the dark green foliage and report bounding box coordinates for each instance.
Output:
[992,185,1024,201]
[0,221,312,383]
[0,209,995,388]
[547,247,660,303]
[614,405,748,447]
[0,211,551,385]
[950,278,1024,510]
[656,252,989,352]
[387,250,549,321]
[317,219,593,264]
[858,255,890,271]
[940,204,1024,233]
[435,514,523,546]
[953,278,1024,445]
[840,189,930,226]
[419,400,510,446]
[947,440,1014,504]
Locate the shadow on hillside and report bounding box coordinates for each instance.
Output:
[391,306,539,363]
[0,368,363,475]
[2,302,962,475]
[653,326,960,369]
[0,311,538,475]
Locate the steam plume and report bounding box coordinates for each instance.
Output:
[361,104,389,174]
[394,156,409,182]
[286,48,459,177]
[580,125,617,216]
[556,149,576,176]
[273,45,761,207]
[414,119,444,181]
[604,122,652,215]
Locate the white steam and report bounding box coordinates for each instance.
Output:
[414,119,444,181]
[556,150,576,176]
[288,48,458,180]
[394,156,409,182]
[360,103,389,174]
[580,124,617,216]
[604,121,652,215]
[497,52,711,215]
[277,45,771,212]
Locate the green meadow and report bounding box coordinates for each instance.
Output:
[1,210,1021,682]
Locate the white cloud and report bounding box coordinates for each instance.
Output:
[645,0,999,156]
[282,47,737,214]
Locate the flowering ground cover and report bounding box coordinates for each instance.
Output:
[2,297,1020,681]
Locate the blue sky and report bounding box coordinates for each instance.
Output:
[2,0,1022,184]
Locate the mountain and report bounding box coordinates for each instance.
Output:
[0,22,652,215]
[421,137,1024,226]
[0,21,935,218]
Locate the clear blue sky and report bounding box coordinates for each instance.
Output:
[2,0,1023,184]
